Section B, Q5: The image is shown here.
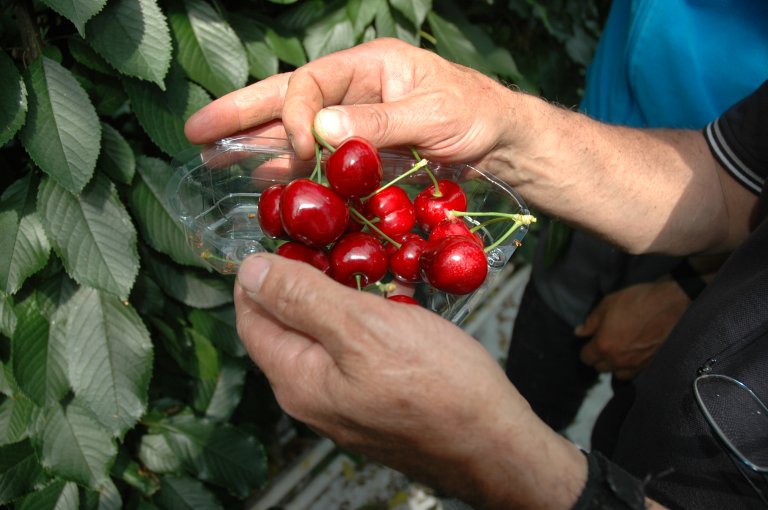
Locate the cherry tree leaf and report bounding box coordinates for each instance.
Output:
[15,479,79,510]
[68,36,114,75]
[97,122,135,184]
[303,5,356,61]
[153,475,223,510]
[0,440,48,504]
[40,0,107,36]
[33,399,116,490]
[129,156,202,267]
[264,27,306,67]
[38,175,139,300]
[55,286,153,438]
[123,64,211,157]
[0,393,35,446]
[138,433,183,474]
[0,50,27,147]
[229,17,278,80]
[0,175,51,295]
[86,0,172,89]
[20,57,100,194]
[0,292,16,339]
[154,414,267,498]
[11,297,69,407]
[169,0,248,97]
[191,356,246,422]
[374,2,419,45]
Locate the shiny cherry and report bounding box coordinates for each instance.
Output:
[420,235,487,295]
[280,178,349,248]
[329,232,387,288]
[429,217,484,248]
[386,232,427,283]
[414,180,467,232]
[258,183,287,239]
[363,185,416,238]
[326,137,383,198]
[276,241,330,274]
[387,295,419,305]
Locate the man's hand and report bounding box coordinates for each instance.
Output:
[577,280,690,380]
[235,253,587,509]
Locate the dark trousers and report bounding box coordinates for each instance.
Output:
[505,281,601,432]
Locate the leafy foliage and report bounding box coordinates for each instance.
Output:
[0,0,605,507]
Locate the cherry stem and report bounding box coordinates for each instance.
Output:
[355,274,363,291]
[411,147,441,197]
[348,207,401,248]
[450,210,537,253]
[364,158,429,200]
[310,142,323,182]
[370,281,397,294]
[311,126,336,153]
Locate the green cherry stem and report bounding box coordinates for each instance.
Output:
[410,147,441,197]
[310,141,323,182]
[450,210,537,253]
[311,126,336,153]
[348,207,402,248]
[355,274,363,291]
[363,158,429,200]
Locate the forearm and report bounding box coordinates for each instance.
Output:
[486,91,753,255]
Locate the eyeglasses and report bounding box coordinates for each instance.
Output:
[694,338,768,506]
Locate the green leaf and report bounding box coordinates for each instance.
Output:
[138,433,183,474]
[34,270,78,321]
[188,307,246,358]
[153,319,220,380]
[34,400,117,490]
[16,479,79,510]
[169,0,248,98]
[428,10,525,83]
[153,475,223,510]
[56,286,153,437]
[123,65,211,157]
[157,414,267,498]
[11,297,69,406]
[86,0,172,89]
[0,292,15,339]
[79,477,122,510]
[98,122,135,184]
[112,449,160,496]
[20,57,100,194]
[38,175,139,300]
[0,393,36,446]
[264,28,306,67]
[68,36,114,75]
[0,439,47,504]
[40,0,106,36]
[389,0,431,28]
[129,156,202,267]
[0,175,51,295]
[0,50,27,147]
[346,0,382,35]
[303,6,357,61]
[192,356,246,421]
[229,17,279,80]
[374,2,419,44]
[143,250,233,309]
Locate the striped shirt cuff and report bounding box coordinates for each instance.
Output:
[704,119,764,195]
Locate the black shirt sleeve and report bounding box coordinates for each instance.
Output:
[704,79,768,195]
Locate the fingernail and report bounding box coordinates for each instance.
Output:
[239,255,271,295]
[316,108,349,141]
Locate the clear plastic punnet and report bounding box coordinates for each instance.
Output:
[167,136,531,325]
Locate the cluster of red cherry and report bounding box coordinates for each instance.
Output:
[257,135,534,304]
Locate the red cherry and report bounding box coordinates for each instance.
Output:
[414,180,467,232]
[386,233,427,283]
[329,232,388,288]
[280,178,349,248]
[363,186,416,238]
[387,295,419,305]
[429,217,484,248]
[420,235,488,295]
[276,241,330,274]
[258,184,287,239]
[326,137,383,198]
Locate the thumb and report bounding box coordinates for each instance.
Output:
[574,308,602,337]
[237,253,371,356]
[314,102,426,152]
